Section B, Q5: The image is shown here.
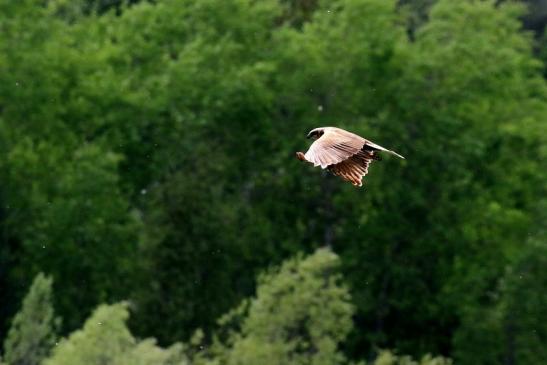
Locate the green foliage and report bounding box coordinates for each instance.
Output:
[34,250,450,365]
[3,137,140,330]
[195,249,354,365]
[0,0,140,331]
[0,0,546,363]
[453,215,547,365]
[44,303,188,365]
[498,239,547,364]
[366,350,451,365]
[330,0,546,358]
[398,0,437,35]
[541,29,547,77]
[395,1,547,362]
[118,0,287,343]
[3,273,59,365]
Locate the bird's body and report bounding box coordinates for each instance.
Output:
[296,127,404,187]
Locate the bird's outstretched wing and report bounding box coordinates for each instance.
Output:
[299,126,404,186]
[304,128,366,169]
[327,151,374,187]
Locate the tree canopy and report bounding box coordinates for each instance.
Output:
[1,0,545,364]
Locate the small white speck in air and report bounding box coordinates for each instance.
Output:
[318,105,323,112]
[141,189,147,195]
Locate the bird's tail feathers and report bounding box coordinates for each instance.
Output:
[386,150,405,159]
[365,141,405,159]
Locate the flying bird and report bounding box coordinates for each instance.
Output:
[296,127,404,187]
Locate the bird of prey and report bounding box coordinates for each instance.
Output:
[296,127,404,187]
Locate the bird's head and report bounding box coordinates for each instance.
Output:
[307,128,325,140]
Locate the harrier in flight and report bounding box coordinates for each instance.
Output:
[296,127,404,187]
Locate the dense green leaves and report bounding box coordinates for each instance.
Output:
[44,303,188,365]
[3,273,59,365]
[199,249,354,365]
[3,251,451,365]
[365,350,451,365]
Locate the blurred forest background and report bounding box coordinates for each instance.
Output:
[1,0,546,364]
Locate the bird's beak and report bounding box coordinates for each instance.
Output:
[306,134,312,139]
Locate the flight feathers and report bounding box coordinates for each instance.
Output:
[297,127,404,187]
